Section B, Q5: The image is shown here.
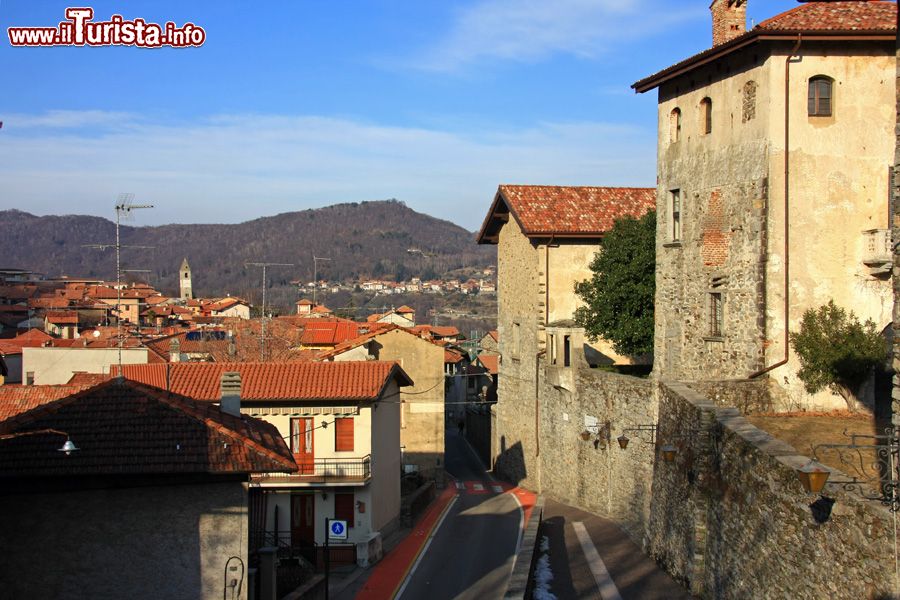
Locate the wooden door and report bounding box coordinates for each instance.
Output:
[291,417,315,475]
[291,494,315,545]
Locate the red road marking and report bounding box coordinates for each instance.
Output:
[354,484,457,600]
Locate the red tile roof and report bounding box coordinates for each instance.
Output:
[299,320,368,346]
[477,353,499,375]
[444,348,465,364]
[478,185,655,243]
[112,361,413,402]
[396,306,415,314]
[66,373,111,386]
[0,329,54,356]
[633,1,896,93]
[28,297,71,309]
[0,384,93,421]
[0,380,296,477]
[758,1,896,32]
[46,311,78,325]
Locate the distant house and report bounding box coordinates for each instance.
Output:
[321,326,445,479]
[295,299,333,318]
[43,311,78,339]
[114,361,412,567]
[0,329,54,384]
[23,343,153,385]
[480,330,499,353]
[0,378,295,600]
[366,306,416,328]
[207,297,251,319]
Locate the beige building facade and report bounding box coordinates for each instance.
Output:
[477,185,655,488]
[634,0,896,410]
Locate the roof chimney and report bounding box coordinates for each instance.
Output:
[220,371,242,417]
[711,0,747,47]
[169,338,181,363]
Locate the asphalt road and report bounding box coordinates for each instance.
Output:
[398,427,522,600]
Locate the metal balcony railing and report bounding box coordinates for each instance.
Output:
[252,455,371,485]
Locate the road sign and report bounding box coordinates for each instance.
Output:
[328,519,348,540]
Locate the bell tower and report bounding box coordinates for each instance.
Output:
[179,258,193,300]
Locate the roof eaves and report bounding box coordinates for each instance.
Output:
[633,29,894,93]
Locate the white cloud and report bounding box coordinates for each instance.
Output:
[4,110,136,129]
[410,0,703,72]
[0,111,656,230]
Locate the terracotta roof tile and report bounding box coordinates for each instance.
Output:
[757,1,896,32]
[113,361,413,402]
[46,311,78,325]
[0,384,92,421]
[478,185,655,242]
[0,380,296,477]
[477,353,499,375]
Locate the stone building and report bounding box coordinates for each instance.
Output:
[633,0,897,409]
[477,185,655,488]
[179,257,193,300]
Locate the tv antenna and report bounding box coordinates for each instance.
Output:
[83,194,154,371]
[245,262,294,361]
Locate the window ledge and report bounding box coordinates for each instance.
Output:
[663,241,683,248]
[703,336,725,343]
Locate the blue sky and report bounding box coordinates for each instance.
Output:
[0,0,799,230]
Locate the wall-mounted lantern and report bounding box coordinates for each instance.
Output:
[660,444,678,463]
[617,434,630,450]
[795,460,831,494]
[617,424,658,450]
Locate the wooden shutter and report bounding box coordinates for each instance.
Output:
[334,492,354,528]
[335,417,354,452]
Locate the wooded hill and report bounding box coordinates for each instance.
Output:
[0,200,495,303]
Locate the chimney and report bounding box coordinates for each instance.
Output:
[169,338,181,363]
[710,0,747,47]
[227,330,236,358]
[220,371,242,417]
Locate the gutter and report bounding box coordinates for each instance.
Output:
[750,34,802,380]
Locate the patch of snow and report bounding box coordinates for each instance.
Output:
[532,535,556,600]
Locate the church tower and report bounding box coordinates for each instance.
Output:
[179,258,193,300]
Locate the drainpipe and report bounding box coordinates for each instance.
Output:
[535,348,546,492]
[750,34,801,380]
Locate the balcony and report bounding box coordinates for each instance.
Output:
[251,455,371,487]
[862,229,892,278]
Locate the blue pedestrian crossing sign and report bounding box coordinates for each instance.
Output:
[329,519,348,540]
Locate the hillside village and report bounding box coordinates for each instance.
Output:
[2,1,900,600]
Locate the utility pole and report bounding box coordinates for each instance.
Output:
[312,256,331,306]
[245,262,293,361]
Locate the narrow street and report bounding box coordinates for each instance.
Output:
[397,426,523,600]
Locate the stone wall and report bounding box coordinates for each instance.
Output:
[537,364,656,539]
[685,378,775,414]
[648,381,897,599]
[0,478,249,600]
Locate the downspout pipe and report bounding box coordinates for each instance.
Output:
[751,34,802,379]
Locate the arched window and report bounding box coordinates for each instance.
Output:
[808,76,833,117]
[670,108,682,142]
[700,98,712,134]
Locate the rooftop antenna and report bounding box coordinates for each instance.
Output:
[245,262,293,361]
[84,194,154,371]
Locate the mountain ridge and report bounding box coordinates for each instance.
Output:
[0,200,495,302]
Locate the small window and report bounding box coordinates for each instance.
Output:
[548,334,557,365]
[670,189,682,242]
[563,335,571,367]
[26,372,34,386]
[709,293,723,337]
[808,76,833,117]
[742,81,757,122]
[334,492,354,528]
[670,108,682,142]
[335,417,354,452]
[511,322,521,358]
[700,98,712,134]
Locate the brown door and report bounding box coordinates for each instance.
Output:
[291,417,315,475]
[291,494,315,545]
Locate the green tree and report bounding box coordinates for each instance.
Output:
[574,210,656,356]
[790,300,887,412]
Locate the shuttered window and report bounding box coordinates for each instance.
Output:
[334,492,354,528]
[808,77,832,117]
[335,417,354,452]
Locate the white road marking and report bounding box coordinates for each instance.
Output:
[396,494,458,600]
[573,521,622,600]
